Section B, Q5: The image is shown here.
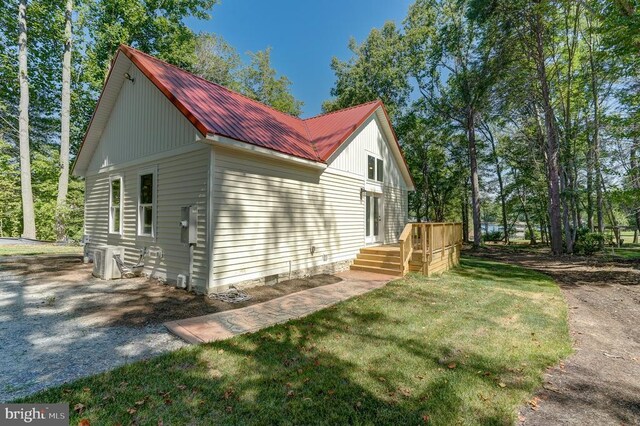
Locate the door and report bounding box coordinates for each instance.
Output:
[365,193,383,245]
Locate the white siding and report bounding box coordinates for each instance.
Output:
[327,115,407,190]
[326,114,409,241]
[85,145,210,291]
[87,64,198,173]
[211,148,365,287]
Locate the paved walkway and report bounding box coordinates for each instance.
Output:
[165,270,397,344]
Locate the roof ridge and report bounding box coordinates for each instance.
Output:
[120,45,306,122]
[303,100,381,121]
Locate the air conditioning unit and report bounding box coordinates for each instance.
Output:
[93,245,126,280]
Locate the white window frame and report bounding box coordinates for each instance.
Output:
[108,175,123,235]
[366,153,384,183]
[137,167,157,239]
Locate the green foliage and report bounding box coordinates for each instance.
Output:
[525,228,541,242]
[239,47,303,116]
[483,230,503,242]
[323,22,410,121]
[573,228,604,255]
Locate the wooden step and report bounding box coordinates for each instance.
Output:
[359,247,401,256]
[350,264,403,276]
[356,252,401,262]
[352,258,401,270]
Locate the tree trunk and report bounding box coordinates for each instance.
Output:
[519,189,536,244]
[462,178,470,243]
[586,15,604,234]
[18,0,36,239]
[56,0,73,242]
[467,109,482,248]
[485,123,509,244]
[533,11,563,255]
[631,140,640,243]
[586,129,594,230]
[561,170,573,253]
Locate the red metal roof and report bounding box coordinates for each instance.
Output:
[304,101,382,160]
[113,46,406,168]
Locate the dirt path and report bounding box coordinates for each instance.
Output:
[469,248,640,425]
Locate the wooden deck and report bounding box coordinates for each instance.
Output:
[350,223,463,277]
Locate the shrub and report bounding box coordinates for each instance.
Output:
[525,228,541,242]
[574,229,605,255]
[483,230,503,242]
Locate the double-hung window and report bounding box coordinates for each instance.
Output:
[138,170,156,237]
[367,155,384,183]
[109,176,123,234]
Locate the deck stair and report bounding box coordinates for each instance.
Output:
[350,245,403,276]
[350,223,464,277]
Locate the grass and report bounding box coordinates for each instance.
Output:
[18,257,571,425]
[0,244,83,256]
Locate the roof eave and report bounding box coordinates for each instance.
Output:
[205,134,327,171]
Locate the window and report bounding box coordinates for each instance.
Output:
[109,177,122,234]
[367,155,383,183]
[138,171,156,237]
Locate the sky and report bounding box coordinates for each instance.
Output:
[187,0,413,117]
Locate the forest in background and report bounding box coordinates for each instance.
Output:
[0,0,302,241]
[1,0,639,256]
[324,0,640,254]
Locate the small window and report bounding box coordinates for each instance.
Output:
[368,155,375,180]
[109,177,122,234]
[138,172,155,237]
[367,155,383,183]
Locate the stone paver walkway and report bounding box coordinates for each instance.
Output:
[164,270,396,344]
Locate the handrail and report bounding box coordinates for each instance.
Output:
[398,223,413,275]
[397,222,463,276]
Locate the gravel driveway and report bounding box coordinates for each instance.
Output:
[0,255,186,402]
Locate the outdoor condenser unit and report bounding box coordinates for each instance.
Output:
[92,245,126,280]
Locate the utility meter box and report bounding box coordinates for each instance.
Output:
[180,205,198,245]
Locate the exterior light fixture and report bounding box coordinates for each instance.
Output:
[360,187,366,200]
[124,72,135,84]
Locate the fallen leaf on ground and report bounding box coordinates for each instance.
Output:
[498,382,507,388]
[82,387,91,393]
[422,414,430,423]
[448,362,457,369]
[135,400,145,406]
[73,403,85,414]
[176,384,187,390]
[127,408,137,415]
[78,419,90,426]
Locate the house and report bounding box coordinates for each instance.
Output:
[73,45,415,293]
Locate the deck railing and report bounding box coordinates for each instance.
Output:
[398,222,463,276]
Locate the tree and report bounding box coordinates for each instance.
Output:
[55,0,72,241]
[240,47,303,116]
[18,0,36,239]
[192,33,242,90]
[323,22,410,122]
[405,0,510,248]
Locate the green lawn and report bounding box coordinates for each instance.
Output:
[18,257,571,425]
[0,244,83,256]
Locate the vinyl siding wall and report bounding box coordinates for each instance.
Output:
[210,147,365,287]
[327,115,409,242]
[210,116,410,288]
[84,145,210,290]
[86,64,198,173]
